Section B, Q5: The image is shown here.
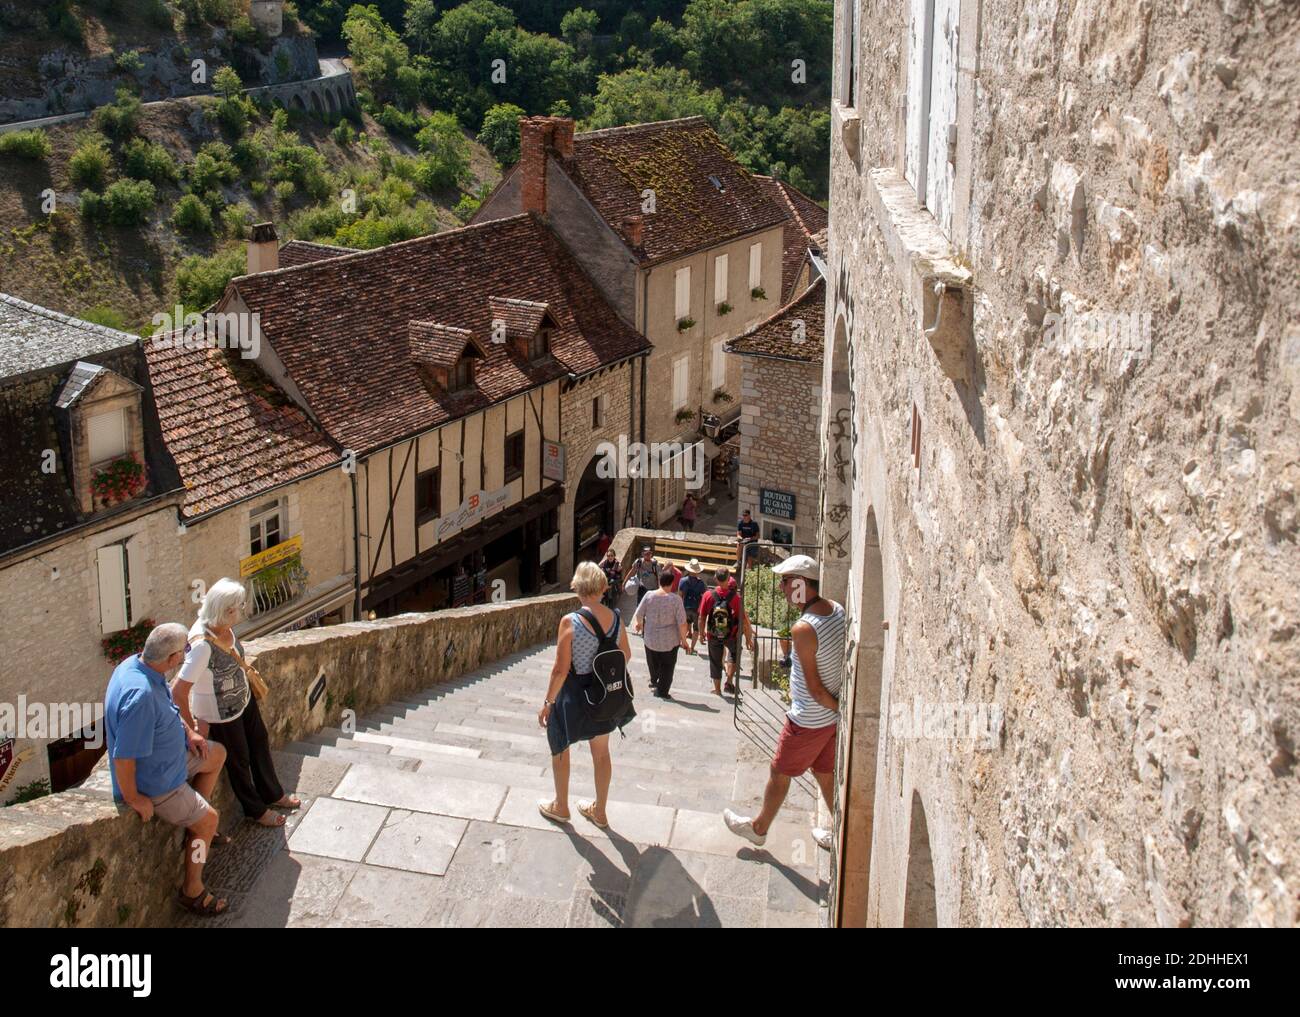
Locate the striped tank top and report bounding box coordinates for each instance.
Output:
[787,601,846,729]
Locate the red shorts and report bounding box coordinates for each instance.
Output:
[772,718,837,776]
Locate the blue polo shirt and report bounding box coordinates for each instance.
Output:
[105,655,189,801]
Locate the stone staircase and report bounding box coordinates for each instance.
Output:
[181,623,827,928]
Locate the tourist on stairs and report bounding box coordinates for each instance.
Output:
[723,555,844,853]
[632,566,690,699]
[538,562,635,830]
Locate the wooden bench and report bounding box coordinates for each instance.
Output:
[650,536,739,573]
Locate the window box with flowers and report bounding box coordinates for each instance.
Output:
[674,407,695,425]
[712,387,734,404]
[676,317,696,332]
[751,287,766,301]
[717,301,732,316]
[91,453,146,510]
[101,617,154,664]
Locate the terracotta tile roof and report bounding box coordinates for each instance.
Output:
[277,240,360,268]
[488,296,552,341]
[753,176,829,301]
[563,117,789,265]
[228,214,651,453]
[726,277,825,363]
[408,321,482,370]
[143,335,340,519]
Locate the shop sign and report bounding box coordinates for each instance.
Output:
[760,488,796,520]
[542,440,565,483]
[436,485,511,541]
[240,534,303,578]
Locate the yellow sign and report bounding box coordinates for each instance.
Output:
[240,534,303,578]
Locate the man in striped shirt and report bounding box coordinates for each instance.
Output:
[724,554,845,853]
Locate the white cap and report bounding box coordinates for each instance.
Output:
[772,554,820,581]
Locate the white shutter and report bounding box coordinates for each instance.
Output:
[675,267,691,320]
[713,338,727,389]
[96,544,128,634]
[925,0,959,235]
[904,0,929,192]
[748,243,762,291]
[673,356,689,410]
[87,409,126,465]
[714,253,728,304]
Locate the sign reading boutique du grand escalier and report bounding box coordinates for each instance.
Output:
[760,488,796,520]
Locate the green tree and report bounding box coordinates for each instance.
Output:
[415,111,470,190]
[478,102,524,164]
[213,65,243,99]
[69,135,113,190]
[175,246,246,308]
[343,4,412,106]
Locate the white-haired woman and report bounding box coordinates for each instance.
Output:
[537,561,633,829]
[173,578,300,827]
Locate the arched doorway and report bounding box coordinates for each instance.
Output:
[837,506,884,926]
[903,790,938,927]
[573,454,614,562]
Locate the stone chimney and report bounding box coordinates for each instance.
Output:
[624,215,644,248]
[248,222,279,275]
[518,116,575,217]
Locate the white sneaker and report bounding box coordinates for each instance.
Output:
[812,827,833,851]
[723,808,767,847]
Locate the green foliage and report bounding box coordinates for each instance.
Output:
[178,0,239,26]
[220,202,255,238]
[0,130,52,160]
[478,103,524,165]
[332,120,357,146]
[122,138,179,185]
[343,4,412,106]
[83,179,157,226]
[79,305,129,330]
[268,139,331,201]
[69,135,113,190]
[213,65,243,99]
[114,50,145,76]
[176,245,245,308]
[188,141,239,194]
[742,565,801,631]
[414,111,470,190]
[9,779,51,805]
[172,193,214,234]
[94,88,143,139]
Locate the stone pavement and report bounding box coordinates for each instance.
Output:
[180,612,827,928]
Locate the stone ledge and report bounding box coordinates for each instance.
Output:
[866,167,975,381]
[833,100,862,166]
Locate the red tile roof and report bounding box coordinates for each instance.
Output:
[726,277,825,363]
[408,321,482,370]
[143,336,340,519]
[488,296,552,342]
[228,214,651,453]
[277,240,359,268]
[754,176,828,301]
[562,117,789,266]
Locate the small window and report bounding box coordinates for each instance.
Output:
[592,394,605,429]
[504,430,525,483]
[674,266,691,320]
[529,328,551,361]
[87,408,126,465]
[911,403,922,471]
[249,499,283,555]
[714,253,729,304]
[748,243,762,291]
[452,356,475,391]
[416,467,441,524]
[839,0,861,109]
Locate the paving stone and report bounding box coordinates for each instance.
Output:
[271,751,350,799]
[288,798,389,862]
[328,864,448,927]
[364,810,468,876]
[496,786,675,845]
[767,860,824,912]
[225,852,358,928]
[348,731,482,758]
[567,888,627,928]
[334,764,506,821]
[286,743,419,771]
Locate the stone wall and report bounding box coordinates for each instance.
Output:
[825,0,1298,927]
[0,594,576,927]
[736,354,822,546]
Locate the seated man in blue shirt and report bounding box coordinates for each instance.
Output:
[106,622,229,917]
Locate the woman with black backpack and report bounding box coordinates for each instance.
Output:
[537,561,635,830]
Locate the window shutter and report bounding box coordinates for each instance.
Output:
[925,0,960,235]
[748,244,762,290]
[713,339,727,389]
[675,267,691,320]
[97,544,128,634]
[673,356,688,410]
[87,409,126,465]
[904,0,929,192]
[714,254,728,304]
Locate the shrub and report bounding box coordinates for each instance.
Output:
[478,103,524,165]
[221,203,254,238]
[414,112,470,191]
[188,142,239,193]
[176,246,245,308]
[332,120,356,146]
[122,138,179,185]
[212,66,243,100]
[69,136,113,190]
[114,50,144,75]
[216,96,251,137]
[0,130,52,160]
[94,88,142,139]
[172,194,214,233]
[87,179,157,226]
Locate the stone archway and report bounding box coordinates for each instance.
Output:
[324,89,337,114]
[903,790,938,927]
[310,91,323,116]
[572,452,615,564]
[291,94,306,112]
[836,505,885,926]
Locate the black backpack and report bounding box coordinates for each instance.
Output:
[709,591,739,640]
[572,607,634,724]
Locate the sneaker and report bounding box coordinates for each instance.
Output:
[723,808,766,847]
[812,827,833,852]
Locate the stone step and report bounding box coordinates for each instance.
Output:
[285,742,420,772]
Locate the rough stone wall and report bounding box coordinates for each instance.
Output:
[0,594,577,926]
[737,354,822,545]
[827,0,1298,927]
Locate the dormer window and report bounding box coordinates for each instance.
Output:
[529,328,551,362]
[87,408,127,466]
[409,320,486,396]
[55,360,146,515]
[452,355,475,391]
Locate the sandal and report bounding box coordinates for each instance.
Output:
[578,801,608,830]
[249,810,286,828]
[176,888,228,916]
[211,832,232,847]
[538,799,571,824]
[272,794,302,810]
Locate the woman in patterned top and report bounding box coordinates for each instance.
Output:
[174,578,300,828]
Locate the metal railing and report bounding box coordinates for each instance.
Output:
[247,554,310,617]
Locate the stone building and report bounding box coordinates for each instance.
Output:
[728,276,826,547]
[0,296,185,801]
[820,0,1299,926]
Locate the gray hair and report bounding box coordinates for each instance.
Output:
[141,622,188,663]
[198,577,248,628]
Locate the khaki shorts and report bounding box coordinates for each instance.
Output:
[149,752,211,829]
